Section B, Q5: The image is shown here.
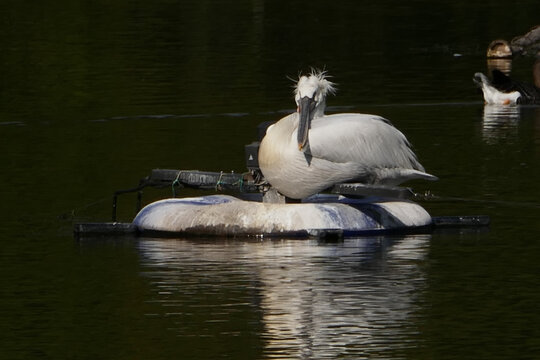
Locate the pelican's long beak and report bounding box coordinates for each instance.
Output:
[297,96,315,151]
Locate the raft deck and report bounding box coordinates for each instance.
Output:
[74,168,490,239]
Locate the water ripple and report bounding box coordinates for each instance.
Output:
[137,235,430,358]
[481,104,520,144]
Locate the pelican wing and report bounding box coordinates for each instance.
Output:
[306,114,424,171]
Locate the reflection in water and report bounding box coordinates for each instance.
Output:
[481,104,520,144]
[487,58,513,75]
[138,235,430,358]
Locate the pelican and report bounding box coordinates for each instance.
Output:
[258,70,437,200]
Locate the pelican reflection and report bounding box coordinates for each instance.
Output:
[137,235,430,358]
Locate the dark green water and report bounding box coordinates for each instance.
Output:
[2,1,540,359]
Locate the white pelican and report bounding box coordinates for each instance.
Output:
[258,70,437,199]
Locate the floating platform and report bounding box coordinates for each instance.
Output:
[132,194,431,237]
[74,195,490,239]
[73,168,490,239]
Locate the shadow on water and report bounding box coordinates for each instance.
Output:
[135,234,430,359]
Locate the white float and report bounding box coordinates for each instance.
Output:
[132,194,432,237]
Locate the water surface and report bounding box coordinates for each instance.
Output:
[2,1,540,359]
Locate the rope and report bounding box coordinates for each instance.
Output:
[172,171,184,198]
[215,171,224,191]
[231,173,248,192]
[236,177,244,192]
[217,171,251,192]
[59,196,110,221]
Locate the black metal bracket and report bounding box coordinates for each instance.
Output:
[111,169,263,221]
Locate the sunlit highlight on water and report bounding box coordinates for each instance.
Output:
[138,235,430,358]
[481,104,520,144]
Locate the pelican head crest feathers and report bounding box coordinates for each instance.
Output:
[294,70,336,150]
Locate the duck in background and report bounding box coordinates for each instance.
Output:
[473,56,540,105]
[486,25,540,59]
[476,25,540,105]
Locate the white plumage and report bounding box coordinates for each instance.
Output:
[473,72,521,105]
[258,71,437,199]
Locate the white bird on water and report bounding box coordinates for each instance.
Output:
[258,70,437,199]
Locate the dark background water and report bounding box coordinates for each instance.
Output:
[2,1,540,359]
